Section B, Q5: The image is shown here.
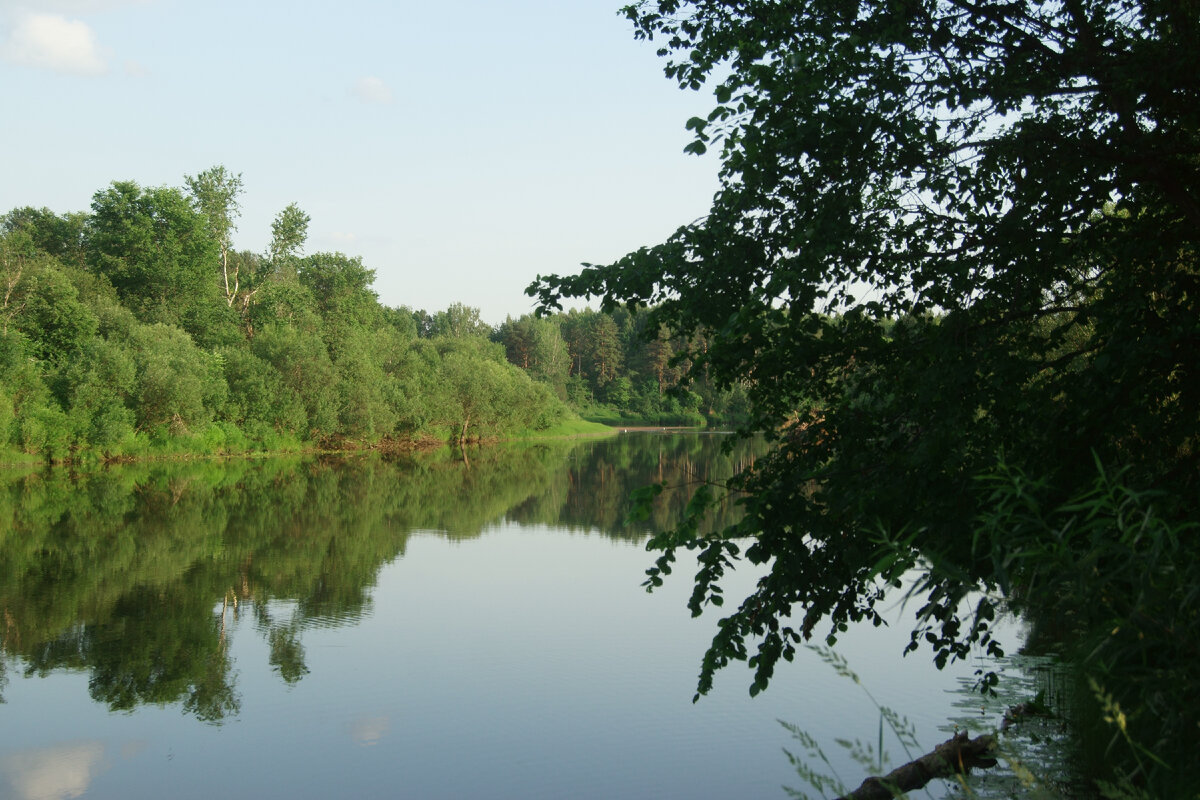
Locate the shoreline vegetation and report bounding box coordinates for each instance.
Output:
[0,172,747,469]
[0,414,624,470]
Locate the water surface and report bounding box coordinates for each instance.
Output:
[0,434,1010,799]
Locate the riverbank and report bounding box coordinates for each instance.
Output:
[0,416,619,469]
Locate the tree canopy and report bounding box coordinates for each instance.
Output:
[0,170,584,459]
[531,0,1197,789]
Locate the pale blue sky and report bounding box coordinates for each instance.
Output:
[0,0,720,323]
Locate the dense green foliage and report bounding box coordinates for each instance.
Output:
[531,0,1197,794]
[0,170,750,461]
[1,174,571,460]
[493,306,752,426]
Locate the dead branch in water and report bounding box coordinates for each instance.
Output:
[835,732,998,800]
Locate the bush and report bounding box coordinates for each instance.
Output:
[965,459,1200,796]
[20,404,72,461]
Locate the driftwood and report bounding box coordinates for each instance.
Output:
[834,732,999,800]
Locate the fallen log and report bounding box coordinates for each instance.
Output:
[834,732,998,800]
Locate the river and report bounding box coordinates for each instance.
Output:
[0,433,1020,799]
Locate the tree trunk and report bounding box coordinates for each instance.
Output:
[835,732,998,800]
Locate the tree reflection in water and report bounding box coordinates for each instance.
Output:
[0,433,765,719]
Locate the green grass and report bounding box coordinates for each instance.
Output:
[566,401,709,428]
[0,447,44,468]
[0,415,617,469]
[511,417,617,439]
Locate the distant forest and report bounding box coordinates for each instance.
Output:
[0,168,745,463]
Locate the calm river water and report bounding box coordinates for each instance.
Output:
[0,433,1017,799]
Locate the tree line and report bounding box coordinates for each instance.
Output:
[0,175,536,459]
[493,305,751,426]
[0,169,750,463]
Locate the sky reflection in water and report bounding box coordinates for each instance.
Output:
[0,434,1015,799]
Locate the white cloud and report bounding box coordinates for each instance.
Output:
[351,76,394,105]
[1,11,107,75]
